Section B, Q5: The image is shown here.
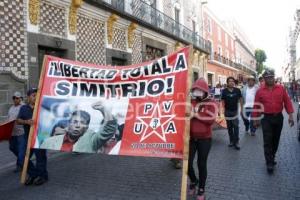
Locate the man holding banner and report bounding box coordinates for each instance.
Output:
[17,88,48,185]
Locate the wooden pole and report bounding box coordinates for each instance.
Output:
[21,56,48,184]
[180,45,193,200]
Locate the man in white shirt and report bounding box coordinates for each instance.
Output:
[241,76,259,136]
[8,91,25,172]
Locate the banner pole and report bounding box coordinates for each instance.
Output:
[21,56,48,184]
[180,45,193,200]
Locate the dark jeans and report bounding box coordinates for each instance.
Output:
[242,107,256,133]
[188,138,212,190]
[9,135,26,168]
[261,113,283,165]
[226,118,239,144]
[27,149,48,180]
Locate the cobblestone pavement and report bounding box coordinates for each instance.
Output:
[0,107,299,200]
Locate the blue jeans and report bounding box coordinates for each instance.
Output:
[28,149,48,179]
[9,135,26,168]
[242,107,256,133]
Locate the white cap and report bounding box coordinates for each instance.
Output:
[13,91,22,98]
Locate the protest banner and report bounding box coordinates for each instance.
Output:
[20,46,192,178]
[21,46,193,199]
[0,120,15,141]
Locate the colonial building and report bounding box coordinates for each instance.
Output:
[202,7,256,86]
[227,21,256,82]
[289,9,300,81]
[0,0,211,121]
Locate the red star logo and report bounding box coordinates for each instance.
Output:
[137,103,175,142]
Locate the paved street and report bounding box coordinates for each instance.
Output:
[0,109,299,200]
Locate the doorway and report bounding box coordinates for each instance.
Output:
[207,73,214,86]
[38,46,66,76]
[111,57,127,66]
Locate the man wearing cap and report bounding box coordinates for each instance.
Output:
[241,76,259,136]
[17,88,48,185]
[8,91,25,172]
[253,69,294,174]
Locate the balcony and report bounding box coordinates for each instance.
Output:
[86,0,211,53]
[212,52,237,68]
[211,52,257,74]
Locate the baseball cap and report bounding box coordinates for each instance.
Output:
[262,69,275,78]
[13,91,22,98]
[247,75,256,81]
[27,88,37,96]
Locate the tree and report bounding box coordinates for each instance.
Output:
[255,49,267,75]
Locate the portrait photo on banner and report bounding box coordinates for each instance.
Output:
[35,96,128,154]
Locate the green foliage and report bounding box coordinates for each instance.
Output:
[255,49,267,75]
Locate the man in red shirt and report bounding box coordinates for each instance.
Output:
[253,69,294,174]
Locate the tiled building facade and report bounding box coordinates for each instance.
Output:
[0,0,210,121]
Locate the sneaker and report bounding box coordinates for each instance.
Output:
[234,144,240,150]
[13,166,22,173]
[188,180,198,195]
[25,176,35,186]
[196,194,205,200]
[197,189,205,200]
[250,132,256,136]
[174,161,182,169]
[267,164,274,174]
[170,159,182,169]
[228,143,234,147]
[33,176,48,186]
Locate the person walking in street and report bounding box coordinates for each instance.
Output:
[259,76,265,87]
[214,83,222,101]
[221,77,243,150]
[188,78,217,200]
[241,76,259,136]
[8,91,25,173]
[253,69,294,174]
[17,88,48,185]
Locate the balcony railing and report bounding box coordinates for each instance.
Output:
[211,52,256,74]
[87,0,211,53]
[213,52,237,68]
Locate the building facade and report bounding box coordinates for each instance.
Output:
[202,7,256,86]
[290,9,300,81]
[0,0,211,121]
[228,21,256,82]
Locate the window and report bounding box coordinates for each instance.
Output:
[145,45,164,61]
[175,8,180,22]
[207,18,212,33]
[149,0,156,8]
[218,46,222,56]
[231,39,234,50]
[218,27,221,41]
[192,20,196,33]
[193,72,199,82]
[208,40,213,60]
[226,50,229,59]
[225,50,229,64]
[225,34,228,47]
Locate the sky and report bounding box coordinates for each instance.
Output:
[206,0,300,76]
